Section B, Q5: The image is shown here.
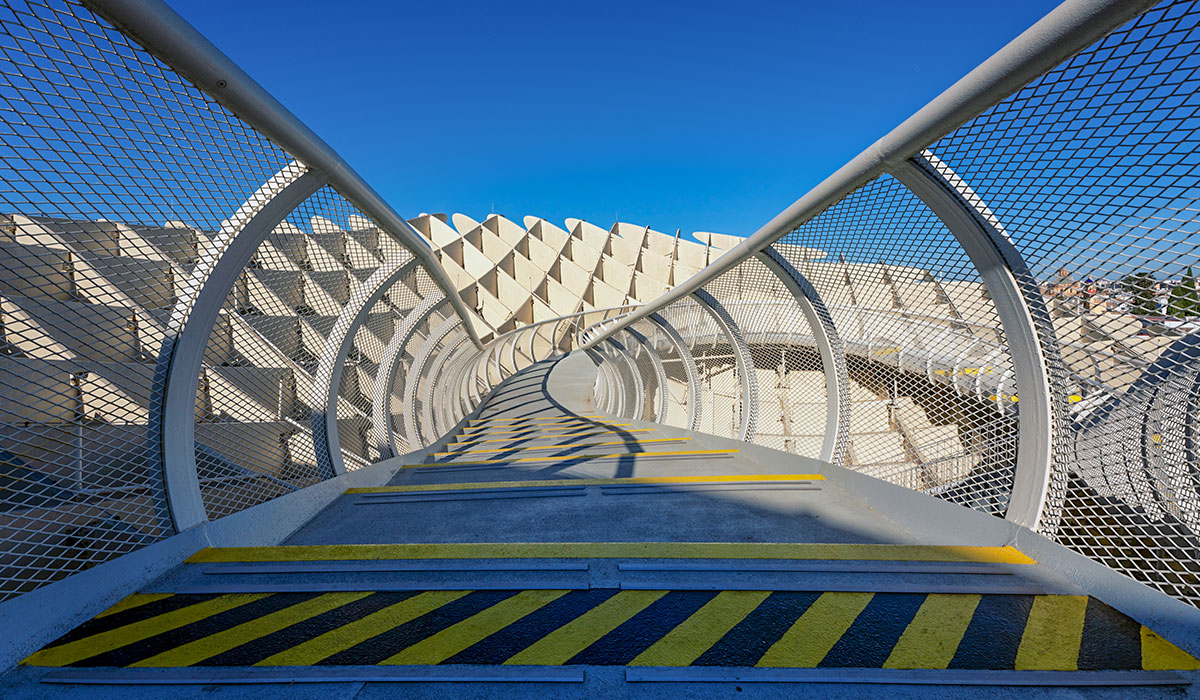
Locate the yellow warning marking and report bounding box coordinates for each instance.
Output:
[758,592,874,667]
[1015,595,1088,670]
[630,590,771,667]
[458,424,634,437]
[255,591,468,666]
[461,420,611,433]
[95,593,173,619]
[404,449,739,469]
[347,474,826,495]
[1141,626,1200,670]
[447,428,655,446]
[468,415,603,424]
[381,590,567,665]
[433,437,688,456]
[131,592,371,667]
[883,593,980,669]
[23,594,269,667]
[189,543,1035,565]
[505,590,667,665]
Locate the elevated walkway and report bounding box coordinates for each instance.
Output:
[5,354,1200,698]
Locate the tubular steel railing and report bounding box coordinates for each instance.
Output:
[581,0,1200,608]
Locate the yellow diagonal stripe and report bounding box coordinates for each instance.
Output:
[404,449,738,469]
[131,593,371,667]
[1015,595,1087,670]
[883,594,980,669]
[254,591,468,666]
[1141,626,1200,670]
[347,474,825,495]
[188,543,1035,564]
[381,590,567,665]
[757,592,873,667]
[505,590,667,665]
[446,428,655,445]
[23,594,268,667]
[433,437,688,456]
[630,590,771,666]
[95,593,173,619]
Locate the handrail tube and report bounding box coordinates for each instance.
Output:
[580,0,1155,349]
[83,0,483,350]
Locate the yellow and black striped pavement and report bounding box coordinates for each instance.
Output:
[24,586,1200,671]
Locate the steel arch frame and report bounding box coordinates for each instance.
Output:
[649,312,703,432]
[693,288,758,442]
[150,161,324,531]
[371,294,448,458]
[756,247,851,464]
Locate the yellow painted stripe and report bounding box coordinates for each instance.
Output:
[458,424,634,437]
[347,474,825,495]
[505,590,667,665]
[461,420,611,432]
[381,590,567,665]
[447,428,655,445]
[254,591,468,666]
[23,594,269,667]
[404,449,738,468]
[433,437,688,456]
[883,594,980,669]
[630,590,771,666]
[757,592,874,667]
[95,593,174,619]
[131,592,370,667]
[1015,595,1087,670]
[468,415,603,424]
[1141,626,1200,670]
[188,543,1034,564]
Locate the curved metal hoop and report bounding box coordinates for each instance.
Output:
[149,162,324,531]
[890,150,1062,530]
[311,256,421,476]
[694,288,758,442]
[623,326,670,422]
[649,312,702,431]
[404,316,465,447]
[755,247,851,464]
[371,293,448,458]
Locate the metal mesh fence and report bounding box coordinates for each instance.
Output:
[0,0,296,599]
[926,0,1200,603]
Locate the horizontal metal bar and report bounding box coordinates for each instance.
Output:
[172,581,590,594]
[581,0,1157,348]
[204,561,590,574]
[42,667,586,684]
[625,668,1185,686]
[617,561,1013,575]
[619,581,1047,594]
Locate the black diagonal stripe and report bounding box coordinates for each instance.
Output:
[71,593,321,667]
[566,590,719,666]
[818,593,926,668]
[443,589,619,664]
[197,592,416,667]
[948,594,1035,670]
[318,590,518,666]
[693,591,821,667]
[40,595,213,650]
[1078,596,1142,670]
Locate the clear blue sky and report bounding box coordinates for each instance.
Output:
[166,0,1062,240]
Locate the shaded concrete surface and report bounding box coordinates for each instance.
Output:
[6,353,1199,698]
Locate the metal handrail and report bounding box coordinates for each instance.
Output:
[83,0,483,350]
[580,0,1155,349]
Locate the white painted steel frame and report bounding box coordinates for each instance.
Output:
[150,162,323,531]
[756,247,851,464]
[889,151,1058,530]
[371,294,448,458]
[693,289,758,442]
[649,312,703,432]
